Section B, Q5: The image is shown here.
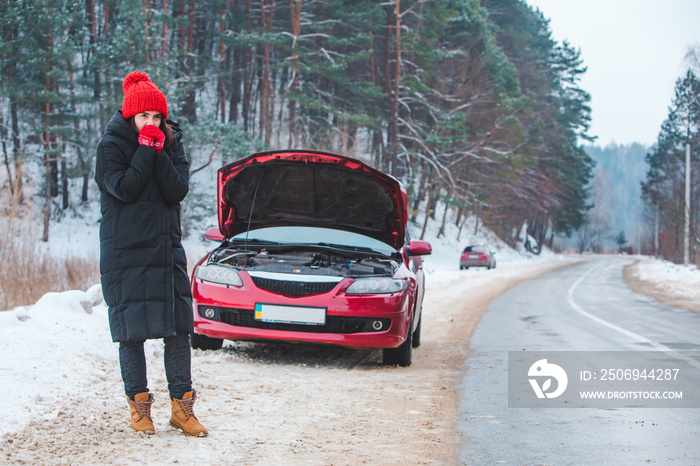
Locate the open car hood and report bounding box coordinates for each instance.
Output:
[216,150,407,250]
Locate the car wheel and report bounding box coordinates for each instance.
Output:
[383,318,413,366]
[412,314,422,348]
[190,332,223,351]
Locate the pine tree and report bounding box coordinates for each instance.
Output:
[643,71,700,262]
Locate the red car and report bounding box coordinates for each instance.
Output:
[459,246,496,270]
[190,150,432,366]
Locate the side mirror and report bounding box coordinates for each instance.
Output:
[205,226,225,242]
[406,240,432,256]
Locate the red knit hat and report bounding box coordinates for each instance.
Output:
[121,71,168,120]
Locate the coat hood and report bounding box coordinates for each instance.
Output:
[217,150,407,250]
[104,110,138,143]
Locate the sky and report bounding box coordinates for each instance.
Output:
[527,0,700,148]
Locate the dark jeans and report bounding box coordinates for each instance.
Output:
[119,333,193,400]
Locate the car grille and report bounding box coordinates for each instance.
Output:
[249,276,338,297]
[198,306,390,334]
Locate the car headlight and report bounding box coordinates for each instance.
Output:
[195,264,243,287]
[345,277,407,295]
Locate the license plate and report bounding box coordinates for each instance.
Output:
[469,253,480,258]
[254,303,326,326]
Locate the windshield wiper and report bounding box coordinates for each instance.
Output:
[228,238,281,246]
[315,243,393,257]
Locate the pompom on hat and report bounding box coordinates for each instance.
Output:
[121,71,168,120]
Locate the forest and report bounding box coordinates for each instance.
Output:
[0,0,595,247]
[643,65,700,264]
[580,143,648,254]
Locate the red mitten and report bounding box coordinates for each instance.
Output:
[138,125,165,154]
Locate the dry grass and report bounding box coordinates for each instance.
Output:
[0,195,99,312]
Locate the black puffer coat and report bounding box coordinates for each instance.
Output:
[95,110,193,342]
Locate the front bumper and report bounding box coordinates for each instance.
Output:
[191,275,414,349]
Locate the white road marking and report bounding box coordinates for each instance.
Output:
[567,264,700,370]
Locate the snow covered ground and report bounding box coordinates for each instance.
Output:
[632,256,700,302]
[1,205,698,444]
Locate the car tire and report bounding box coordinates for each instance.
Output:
[383,318,413,366]
[190,332,223,351]
[412,314,422,348]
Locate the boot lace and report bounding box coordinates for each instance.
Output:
[132,395,153,421]
[175,393,198,420]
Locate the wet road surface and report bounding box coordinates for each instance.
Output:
[458,257,700,465]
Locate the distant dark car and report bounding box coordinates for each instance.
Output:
[459,246,496,270]
[190,149,432,366]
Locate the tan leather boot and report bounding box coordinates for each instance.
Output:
[127,392,155,434]
[170,390,208,437]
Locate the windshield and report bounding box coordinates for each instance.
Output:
[232,226,398,256]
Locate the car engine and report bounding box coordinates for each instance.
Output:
[208,246,398,277]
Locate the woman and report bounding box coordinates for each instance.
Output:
[95,71,207,437]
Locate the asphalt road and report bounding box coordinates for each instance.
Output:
[457,257,700,465]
